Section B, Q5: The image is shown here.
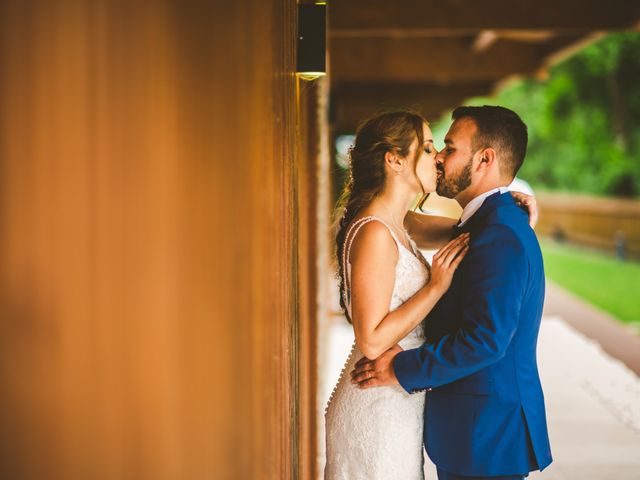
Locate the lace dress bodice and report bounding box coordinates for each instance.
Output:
[325,216,431,480]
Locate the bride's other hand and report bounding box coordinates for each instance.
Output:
[510,191,538,228]
[429,233,470,294]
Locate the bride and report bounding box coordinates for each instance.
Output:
[324,111,535,479]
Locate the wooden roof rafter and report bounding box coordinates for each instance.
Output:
[328,0,640,131]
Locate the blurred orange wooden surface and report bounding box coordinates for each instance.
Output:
[0,1,321,478]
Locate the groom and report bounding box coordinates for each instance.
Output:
[351,106,552,479]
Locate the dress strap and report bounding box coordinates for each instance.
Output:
[341,215,402,309]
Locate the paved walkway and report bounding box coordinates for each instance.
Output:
[318,282,640,479]
[530,316,640,479]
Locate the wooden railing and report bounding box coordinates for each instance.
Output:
[536,193,640,260]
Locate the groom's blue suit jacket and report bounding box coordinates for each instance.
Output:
[394,191,552,477]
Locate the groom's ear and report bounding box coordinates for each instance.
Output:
[477,147,497,171]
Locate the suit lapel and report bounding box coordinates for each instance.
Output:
[425,192,516,341]
[459,191,512,233]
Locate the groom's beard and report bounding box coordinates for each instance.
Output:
[436,158,473,198]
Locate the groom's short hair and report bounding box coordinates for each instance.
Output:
[452,105,528,180]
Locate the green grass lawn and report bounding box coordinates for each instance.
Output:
[540,239,640,324]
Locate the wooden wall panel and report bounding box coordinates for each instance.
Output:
[0,1,317,478]
[295,77,330,479]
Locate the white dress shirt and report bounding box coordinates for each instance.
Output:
[458,187,509,227]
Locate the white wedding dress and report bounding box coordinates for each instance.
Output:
[325,216,431,480]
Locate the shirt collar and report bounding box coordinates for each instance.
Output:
[458,187,509,226]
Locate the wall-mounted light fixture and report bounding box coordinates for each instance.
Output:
[296,3,327,80]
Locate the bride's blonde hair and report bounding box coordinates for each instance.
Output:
[334,111,427,323]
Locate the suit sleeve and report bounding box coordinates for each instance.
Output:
[393,224,528,393]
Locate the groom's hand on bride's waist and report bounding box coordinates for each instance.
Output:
[350,345,403,389]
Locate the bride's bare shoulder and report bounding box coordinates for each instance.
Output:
[348,217,397,263]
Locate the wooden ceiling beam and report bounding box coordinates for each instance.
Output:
[329,0,640,36]
[331,82,496,133]
[330,36,579,83]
